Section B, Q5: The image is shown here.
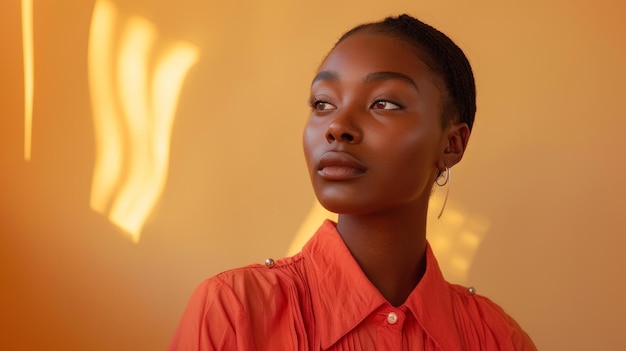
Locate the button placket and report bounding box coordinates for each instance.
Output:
[376,308,405,349]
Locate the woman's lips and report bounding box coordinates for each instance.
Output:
[317,151,367,180]
[318,166,366,180]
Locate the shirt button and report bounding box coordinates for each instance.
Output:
[387,312,398,324]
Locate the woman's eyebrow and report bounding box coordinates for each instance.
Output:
[311,70,419,92]
[311,70,339,85]
[364,71,419,91]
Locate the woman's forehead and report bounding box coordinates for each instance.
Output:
[314,32,437,88]
[320,33,427,73]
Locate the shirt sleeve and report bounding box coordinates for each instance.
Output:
[475,294,538,351]
[507,316,538,351]
[168,277,243,351]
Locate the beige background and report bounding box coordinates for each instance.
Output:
[1,0,625,349]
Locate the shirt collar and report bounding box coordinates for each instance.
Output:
[302,220,462,350]
[402,239,464,350]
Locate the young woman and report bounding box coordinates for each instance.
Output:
[170,14,536,350]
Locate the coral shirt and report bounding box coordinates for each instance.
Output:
[170,220,536,350]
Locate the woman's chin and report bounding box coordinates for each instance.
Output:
[316,198,373,216]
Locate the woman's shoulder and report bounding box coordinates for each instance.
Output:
[446,283,537,350]
[170,253,313,350]
[197,252,310,302]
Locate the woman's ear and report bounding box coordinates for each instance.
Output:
[439,122,470,170]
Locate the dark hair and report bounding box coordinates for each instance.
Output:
[336,14,476,131]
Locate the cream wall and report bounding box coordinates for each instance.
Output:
[1,0,625,350]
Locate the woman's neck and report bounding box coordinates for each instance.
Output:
[336,208,428,307]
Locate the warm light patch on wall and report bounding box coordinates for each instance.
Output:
[288,193,488,285]
[427,192,489,284]
[287,201,337,256]
[88,0,199,243]
[22,0,34,161]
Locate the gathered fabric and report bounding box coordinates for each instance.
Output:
[169,220,536,350]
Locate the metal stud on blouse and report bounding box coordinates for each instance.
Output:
[467,287,476,295]
[264,258,275,267]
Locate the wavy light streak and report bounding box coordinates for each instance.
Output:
[88,0,199,243]
[22,0,34,161]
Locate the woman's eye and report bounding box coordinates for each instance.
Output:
[312,101,336,111]
[371,100,401,110]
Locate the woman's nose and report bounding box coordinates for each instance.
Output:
[325,110,362,144]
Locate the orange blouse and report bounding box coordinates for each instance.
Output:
[170,220,536,350]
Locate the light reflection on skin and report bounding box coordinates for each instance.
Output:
[289,193,488,285]
[88,0,199,243]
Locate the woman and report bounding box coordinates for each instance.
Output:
[170,14,536,350]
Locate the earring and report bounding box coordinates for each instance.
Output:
[436,167,450,219]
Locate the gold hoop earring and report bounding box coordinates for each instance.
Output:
[436,167,450,186]
[436,167,450,219]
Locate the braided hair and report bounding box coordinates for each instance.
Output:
[335,14,476,132]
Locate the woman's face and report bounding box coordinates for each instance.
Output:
[303,31,450,215]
